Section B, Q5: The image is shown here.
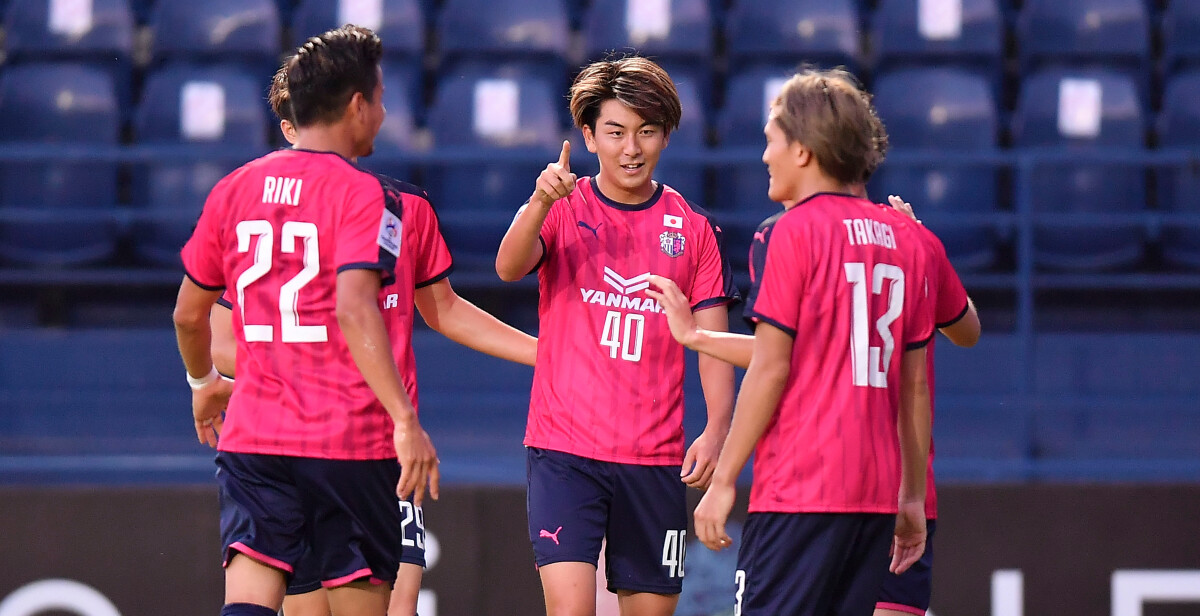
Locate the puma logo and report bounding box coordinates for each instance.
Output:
[539,526,563,545]
[578,220,602,238]
[753,229,768,243]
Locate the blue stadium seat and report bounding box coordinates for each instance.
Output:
[437,0,570,85]
[654,75,707,204]
[868,68,1000,270]
[582,0,712,63]
[714,64,795,217]
[1012,68,1146,270]
[871,0,1004,83]
[0,63,120,265]
[4,0,135,110]
[292,0,423,59]
[425,65,563,211]
[1017,0,1150,98]
[150,0,281,72]
[1162,1,1200,74]
[725,0,861,73]
[132,64,268,266]
[1156,69,1200,269]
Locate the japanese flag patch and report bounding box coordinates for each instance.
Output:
[378,209,402,257]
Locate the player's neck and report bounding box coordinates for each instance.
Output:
[292,124,361,161]
[784,173,851,208]
[593,173,657,206]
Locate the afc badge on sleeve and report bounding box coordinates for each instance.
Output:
[378,209,402,257]
[659,231,685,257]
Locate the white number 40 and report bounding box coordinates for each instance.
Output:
[662,530,686,578]
[844,262,904,388]
[601,310,644,362]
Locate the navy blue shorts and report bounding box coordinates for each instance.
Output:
[216,452,403,589]
[876,519,936,614]
[526,447,687,595]
[288,498,427,595]
[735,512,894,616]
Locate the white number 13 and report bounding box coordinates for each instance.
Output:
[235,220,328,344]
[844,262,904,388]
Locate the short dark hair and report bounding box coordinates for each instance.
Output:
[267,65,292,123]
[569,55,682,135]
[284,25,382,127]
[771,67,888,186]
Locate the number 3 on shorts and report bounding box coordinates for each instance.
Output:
[661,529,686,578]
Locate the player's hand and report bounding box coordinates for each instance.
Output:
[888,195,921,224]
[890,500,927,574]
[192,376,232,448]
[694,481,736,551]
[394,418,440,507]
[530,140,576,208]
[681,426,726,490]
[645,275,701,349]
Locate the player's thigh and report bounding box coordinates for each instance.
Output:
[526,447,610,567]
[615,588,680,616]
[216,452,307,573]
[295,458,405,588]
[281,588,331,616]
[388,562,424,616]
[539,561,599,616]
[605,462,686,595]
[735,512,892,616]
[875,519,937,616]
[325,578,390,616]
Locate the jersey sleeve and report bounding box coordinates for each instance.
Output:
[408,193,454,288]
[531,197,568,273]
[180,179,228,290]
[741,217,774,329]
[928,233,970,328]
[902,247,936,351]
[688,207,740,311]
[335,176,400,286]
[745,214,805,337]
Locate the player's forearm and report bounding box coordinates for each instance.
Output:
[710,359,788,488]
[694,307,736,431]
[690,329,754,369]
[436,297,538,366]
[495,201,550,281]
[897,349,931,506]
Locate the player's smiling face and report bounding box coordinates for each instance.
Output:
[583,98,669,204]
[762,111,803,206]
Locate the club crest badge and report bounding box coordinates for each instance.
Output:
[659,231,686,257]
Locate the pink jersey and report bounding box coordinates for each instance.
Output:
[745,192,935,514]
[525,178,738,464]
[182,150,446,460]
[911,219,969,519]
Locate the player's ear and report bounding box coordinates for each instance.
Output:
[581,125,598,154]
[792,140,812,168]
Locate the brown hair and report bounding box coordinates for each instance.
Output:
[267,65,292,123]
[569,55,682,135]
[284,25,382,127]
[771,67,888,186]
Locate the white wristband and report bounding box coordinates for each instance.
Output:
[187,366,219,391]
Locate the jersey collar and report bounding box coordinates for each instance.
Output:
[591,178,664,212]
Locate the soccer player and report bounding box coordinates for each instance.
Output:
[173,26,438,616]
[688,67,936,616]
[210,65,538,616]
[495,56,739,616]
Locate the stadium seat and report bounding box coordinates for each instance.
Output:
[3,0,135,110]
[292,0,423,59]
[714,64,795,217]
[725,0,861,73]
[149,0,281,73]
[1016,0,1150,98]
[1155,70,1200,269]
[425,65,563,211]
[582,0,712,63]
[871,0,1004,83]
[868,68,1000,270]
[1163,1,1200,75]
[654,75,707,204]
[0,63,120,265]
[1011,68,1146,270]
[132,64,269,266]
[437,0,570,86]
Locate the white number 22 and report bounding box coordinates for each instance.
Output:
[235,220,328,344]
[844,262,904,388]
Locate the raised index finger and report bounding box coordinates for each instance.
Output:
[558,140,570,172]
